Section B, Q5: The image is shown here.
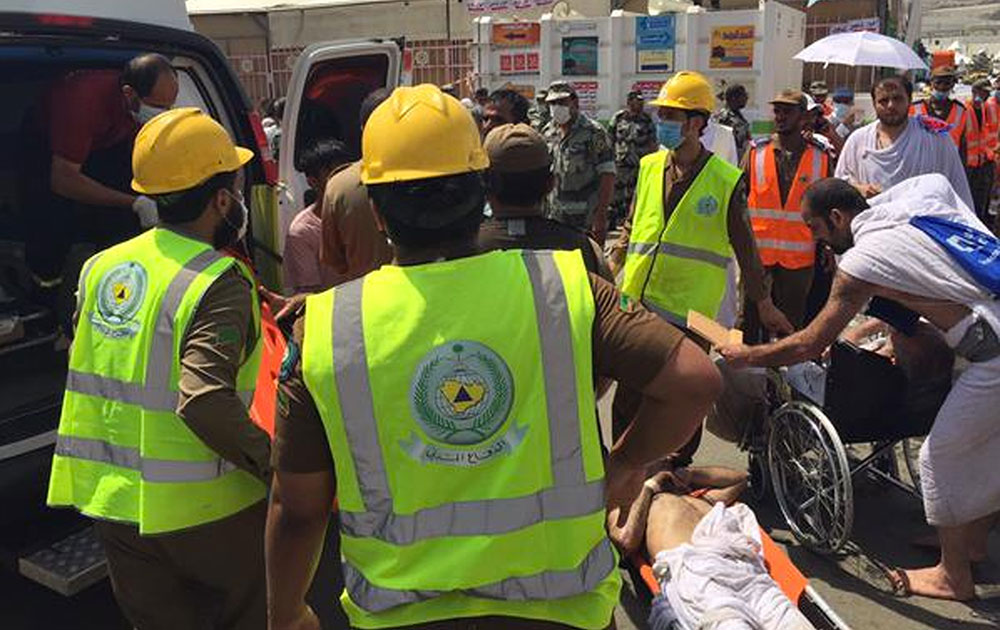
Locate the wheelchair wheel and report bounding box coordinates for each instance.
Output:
[768,401,853,552]
[901,437,925,497]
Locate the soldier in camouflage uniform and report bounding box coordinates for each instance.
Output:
[713,83,751,160]
[542,81,616,243]
[608,91,657,227]
[528,89,550,131]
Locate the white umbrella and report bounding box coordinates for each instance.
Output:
[794,31,928,70]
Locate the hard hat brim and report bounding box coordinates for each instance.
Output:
[648,97,705,112]
[132,145,255,194]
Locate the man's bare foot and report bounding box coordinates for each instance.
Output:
[910,534,989,563]
[888,565,976,601]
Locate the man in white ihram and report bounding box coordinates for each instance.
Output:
[720,173,999,602]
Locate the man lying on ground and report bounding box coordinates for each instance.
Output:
[608,464,815,630]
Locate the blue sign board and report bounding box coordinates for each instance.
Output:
[636,15,676,51]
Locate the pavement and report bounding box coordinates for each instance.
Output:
[3,390,999,629]
[597,388,1000,630]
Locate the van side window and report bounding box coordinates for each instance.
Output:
[175,69,214,116]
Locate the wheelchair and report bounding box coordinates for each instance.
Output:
[736,339,951,553]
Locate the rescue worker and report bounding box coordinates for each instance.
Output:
[912,66,981,192]
[609,90,658,229]
[528,89,551,131]
[543,81,616,244]
[742,90,834,342]
[264,84,722,630]
[47,108,270,629]
[608,71,792,463]
[20,53,177,309]
[967,79,998,221]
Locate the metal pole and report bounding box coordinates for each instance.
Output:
[445,0,453,86]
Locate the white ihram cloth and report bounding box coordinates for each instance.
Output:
[701,122,740,327]
[653,503,814,630]
[834,117,973,209]
[838,173,1000,526]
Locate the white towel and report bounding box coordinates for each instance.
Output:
[654,503,815,630]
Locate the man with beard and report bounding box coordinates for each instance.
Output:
[48,108,271,629]
[481,88,531,136]
[836,75,972,207]
[721,174,1000,603]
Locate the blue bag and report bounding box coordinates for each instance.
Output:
[910,215,1000,297]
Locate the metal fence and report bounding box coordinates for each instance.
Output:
[225,39,473,109]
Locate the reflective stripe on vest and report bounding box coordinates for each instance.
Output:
[54,435,238,482]
[342,537,617,613]
[65,249,255,414]
[333,251,602,545]
[748,142,824,269]
[626,241,730,268]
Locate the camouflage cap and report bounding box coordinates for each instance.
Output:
[770,88,806,109]
[545,81,576,102]
[931,65,957,78]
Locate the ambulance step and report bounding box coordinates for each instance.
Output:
[18,526,107,596]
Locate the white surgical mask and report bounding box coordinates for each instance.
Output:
[551,104,572,125]
[136,102,170,125]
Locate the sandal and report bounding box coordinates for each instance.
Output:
[887,568,912,597]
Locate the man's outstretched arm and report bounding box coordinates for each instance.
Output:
[720,270,876,368]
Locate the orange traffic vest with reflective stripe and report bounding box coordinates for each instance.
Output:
[912,100,981,167]
[747,140,828,270]
[976,97,999,157]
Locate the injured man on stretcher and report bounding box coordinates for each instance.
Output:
[608,464,816,630]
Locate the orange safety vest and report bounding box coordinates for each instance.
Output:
[747,140,828,270]
[977,97,1000,158]
[912,100,981,167]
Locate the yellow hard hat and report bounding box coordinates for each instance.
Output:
[650,71,716,113]
[361,84,489,185]
[132,107,254,195]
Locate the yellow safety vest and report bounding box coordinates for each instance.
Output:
[47,228,266,534]
[621,150,741,325]
[302,249,619,629]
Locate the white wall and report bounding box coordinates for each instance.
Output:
[473,3,804,124]
[267,0,611,48]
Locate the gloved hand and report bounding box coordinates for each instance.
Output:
[132,195,159,228]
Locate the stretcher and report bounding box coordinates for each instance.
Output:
[249,300,285,438]
[629,527,852,630]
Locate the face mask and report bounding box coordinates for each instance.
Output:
[974,95,984,104]
[213,190,249,249]
[551,105,572,125]
[932,89,950,101]
[833,103,850,120]
[656,120,684,150]
[995,91,1000,101]
[136,102,169,125]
